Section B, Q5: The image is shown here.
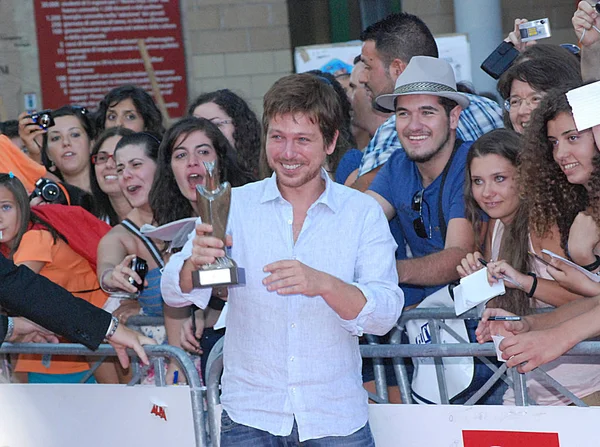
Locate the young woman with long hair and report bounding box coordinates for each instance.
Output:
[149,117,254,382]
[89,127,135,226]
[458,129,600,406]
[40,106,95,193]
[95,84,166,135]
[188,89,261,178]
[0,174,107,383]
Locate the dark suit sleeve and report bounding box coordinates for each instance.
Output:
[0,254,112,349]
[0,315,7,345]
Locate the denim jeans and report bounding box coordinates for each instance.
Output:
[220,411,376,447]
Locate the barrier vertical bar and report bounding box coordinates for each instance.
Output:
[365,334,389,403]
[429,318,450,404]
[388,327,413,404]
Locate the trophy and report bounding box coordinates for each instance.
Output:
[191,160,241,288]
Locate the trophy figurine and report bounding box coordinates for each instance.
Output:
[191,160,241,288]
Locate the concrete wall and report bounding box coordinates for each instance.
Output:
[402,0,580,45]
[0,0,586,121]
[183,0,292,116]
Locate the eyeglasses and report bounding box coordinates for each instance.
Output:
[210,119,233,129]
[411,189,431,239]
[503,93,544,112]
[91,152,115,165]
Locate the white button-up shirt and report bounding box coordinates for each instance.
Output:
[161,170,403,441]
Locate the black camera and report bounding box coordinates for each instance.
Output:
[29,178,68,205]
[29,110,55,130]
[129,256,148,292]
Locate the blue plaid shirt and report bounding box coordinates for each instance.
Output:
[357,93,504,176]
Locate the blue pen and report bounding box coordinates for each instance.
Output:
[173,370,179,384]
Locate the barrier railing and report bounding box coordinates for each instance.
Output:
[0,343,208,447]
[204,307,600,446]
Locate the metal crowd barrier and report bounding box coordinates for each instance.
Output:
[0,343,208,447]
[203,307,600,446]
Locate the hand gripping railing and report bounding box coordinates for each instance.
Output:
[0,343,208,447]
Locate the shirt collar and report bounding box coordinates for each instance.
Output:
[260,168,340,213]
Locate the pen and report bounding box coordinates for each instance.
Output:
[487,316,522,321]
[478,258,524,289]
[173,370,179,383]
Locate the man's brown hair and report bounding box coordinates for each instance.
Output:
[262,73,343,147]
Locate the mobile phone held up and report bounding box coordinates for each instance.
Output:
[481,41,520,80]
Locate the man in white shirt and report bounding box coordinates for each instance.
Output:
[161,73,403,446]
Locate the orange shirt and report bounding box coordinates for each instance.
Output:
[13,230,108,375]
[0,135,46,193]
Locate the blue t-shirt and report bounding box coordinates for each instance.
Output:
[334,148,363,184]
[369,140,473,305]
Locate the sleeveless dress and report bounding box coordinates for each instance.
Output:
[491,220,600,405]
[117,219,202,384]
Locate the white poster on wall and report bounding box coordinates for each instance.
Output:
[294,34,472,83]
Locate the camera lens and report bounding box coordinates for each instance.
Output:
[39,115,51,128]
[41,183,60,202]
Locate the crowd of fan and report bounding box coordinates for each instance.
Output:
[0,1,599,409]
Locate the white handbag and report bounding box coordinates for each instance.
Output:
[405,285,474,404]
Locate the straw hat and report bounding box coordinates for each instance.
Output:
[375,56,470,112]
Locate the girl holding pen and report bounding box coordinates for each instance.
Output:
[457,129,600,405]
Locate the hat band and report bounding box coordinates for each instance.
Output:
[393,81,457,95]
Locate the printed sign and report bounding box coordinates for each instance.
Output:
[33,0,187,116]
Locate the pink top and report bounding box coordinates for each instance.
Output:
[492,220,600,405]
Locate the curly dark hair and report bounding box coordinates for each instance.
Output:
[90,127,135,225]
[149,117,255,226]
[94,84,166,136]
[187,89,261,177]
[520,86,600,252]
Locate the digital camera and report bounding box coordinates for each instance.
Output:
[519,18,552,42]
[29,110,55,130]
[129,256,148,293]
[29,178,68,205]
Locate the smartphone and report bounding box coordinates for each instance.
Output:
[480,41,520,79]
[528,251,552,267]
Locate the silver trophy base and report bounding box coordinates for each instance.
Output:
[192,265,240,288]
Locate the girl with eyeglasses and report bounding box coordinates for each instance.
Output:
[89,127,135,226]
[458,129,600,406]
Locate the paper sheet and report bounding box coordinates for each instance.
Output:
[491,335,506,362]
[541,249,600,283]
[566,81,600,131]
[454,267,506,315]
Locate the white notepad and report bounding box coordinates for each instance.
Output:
[566,81,600,131]
[541,249,600,283]
[454,267,506,316]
